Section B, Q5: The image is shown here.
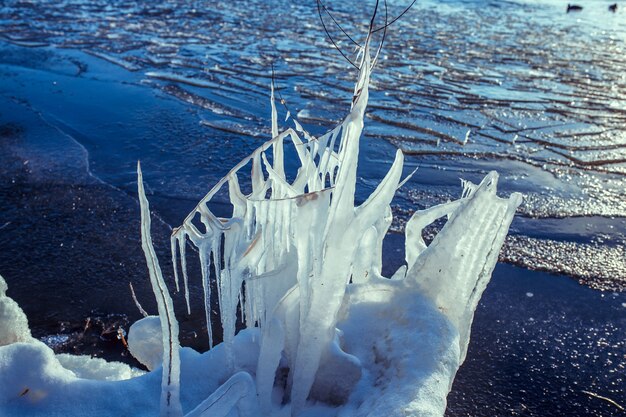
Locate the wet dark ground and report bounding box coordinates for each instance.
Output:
[0,0,625,415]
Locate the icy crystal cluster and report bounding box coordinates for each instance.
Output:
[160,42,521,416]
[170,43,402,415]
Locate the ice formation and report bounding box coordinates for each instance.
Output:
[164,38,521,416]
[0,35,521,417]
[138,163,183,417]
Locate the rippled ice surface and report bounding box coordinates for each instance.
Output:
[2,0,623,288]
[0,0,625,415]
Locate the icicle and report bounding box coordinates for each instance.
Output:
[228,174,247,219]
[251,151,266,199]
[178,233,192,315]
[405,200,463,269]
[170,235,180,293]
[460,178,477,198]
[198,241,214,348]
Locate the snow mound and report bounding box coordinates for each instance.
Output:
[127,315,163,371]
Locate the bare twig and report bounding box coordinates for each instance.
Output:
[581,390,625,412]
[368,0,380,31]
[371,0,388,69]
[117,328,129,348]
[271,63,318,141]
[129,282,150,318]
[315,0,411,72]
[372,0,418,33]
[316,0,359,69]
[317,0,361,47]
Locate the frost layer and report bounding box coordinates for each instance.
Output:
[0,38,521,417]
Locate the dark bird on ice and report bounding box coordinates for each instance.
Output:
[608,3,617,12]
[566,3,583,12]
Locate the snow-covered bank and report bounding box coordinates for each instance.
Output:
[0,37,521,417]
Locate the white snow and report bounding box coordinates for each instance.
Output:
[0,35,521,417]
[55,353,144,381]
[0,274,32,346]
[127,316,164,371]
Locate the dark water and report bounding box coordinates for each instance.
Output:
[450,264,625,416]
[0,0,624,415]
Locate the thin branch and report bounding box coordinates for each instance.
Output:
[316,0,359,69]
[318,0,361,47]
[271,63,291,116]
[271,62,319,141]
[129,282,150,317]
[371,0,388,69]
[372,0,418,33]
[581,390,625,412]
[369,0,380,32]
